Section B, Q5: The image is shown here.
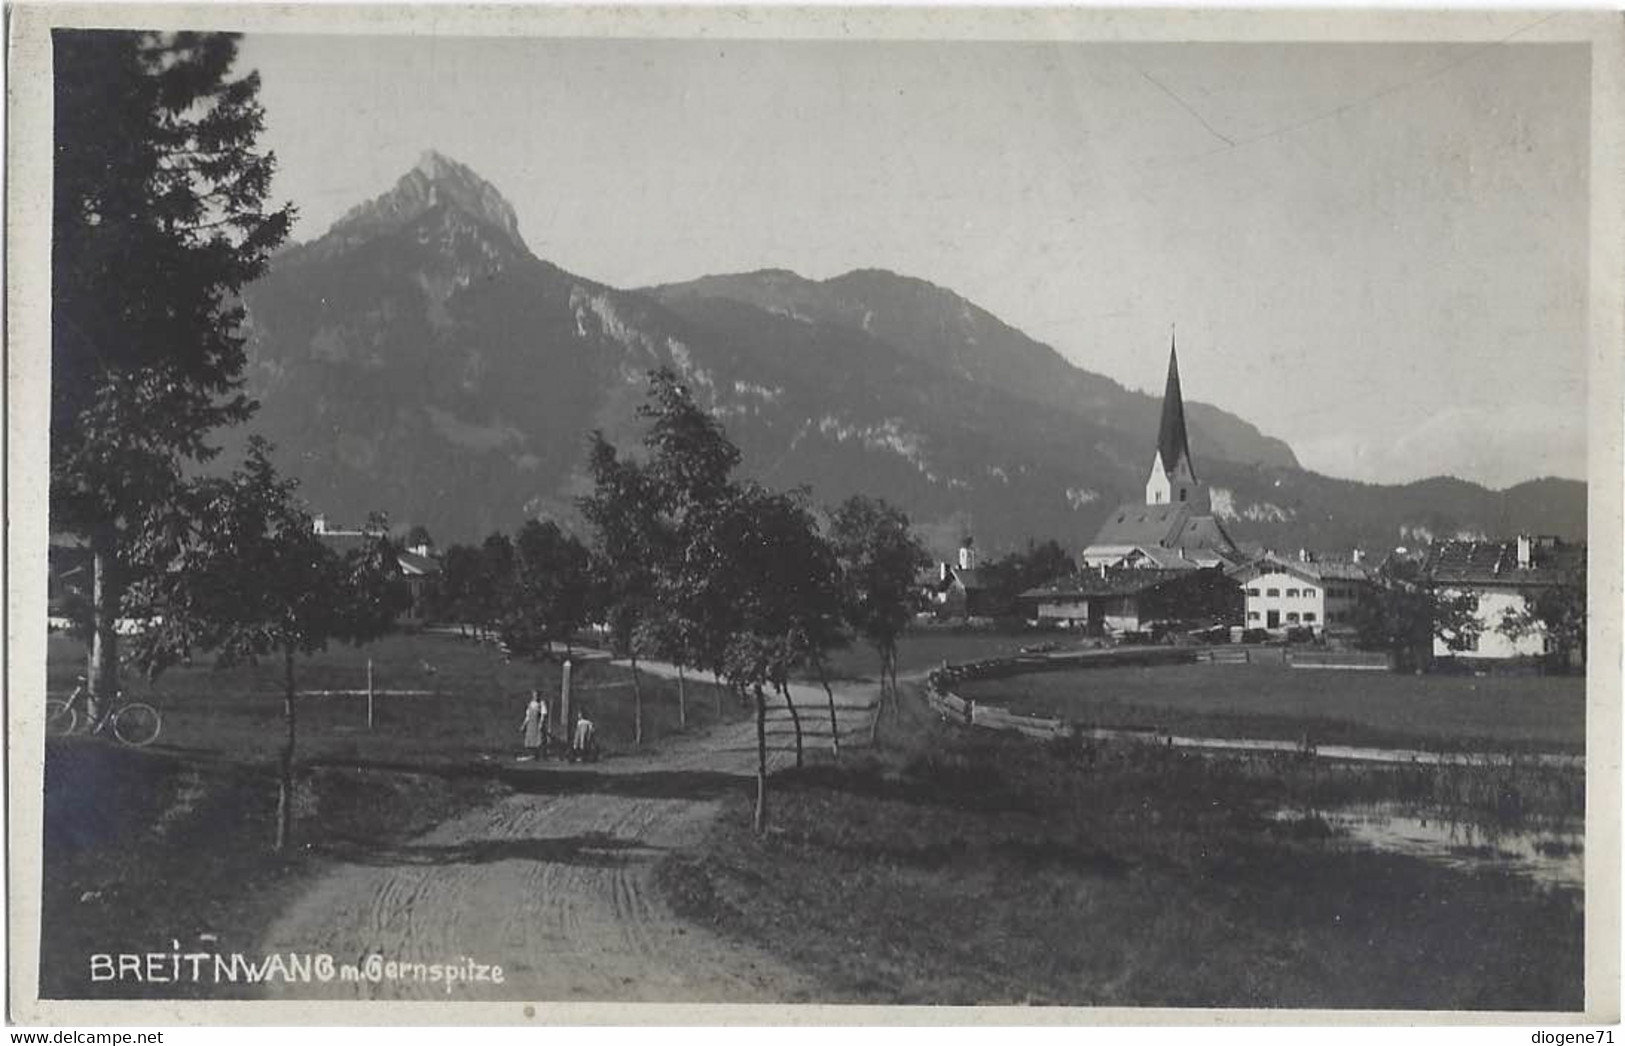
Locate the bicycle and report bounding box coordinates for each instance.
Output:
[46,680,162,747]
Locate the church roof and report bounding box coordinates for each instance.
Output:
[1087,501,1237,558]
[1156,335,1195,481]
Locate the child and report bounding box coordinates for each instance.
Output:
[572,708,596,762]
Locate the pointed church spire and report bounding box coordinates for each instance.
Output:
[1156,330,1195,483]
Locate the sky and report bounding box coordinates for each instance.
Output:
[238,33,1590,490]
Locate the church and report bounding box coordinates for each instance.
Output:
[1081,338,1240,571]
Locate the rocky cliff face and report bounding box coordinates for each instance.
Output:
[236,154,1585,554]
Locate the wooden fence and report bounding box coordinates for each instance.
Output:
[917,645,1503,766]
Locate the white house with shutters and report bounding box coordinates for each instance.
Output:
[1226,553,1374,635]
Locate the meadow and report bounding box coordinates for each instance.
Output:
[45,630,740,766]
[954,661,1585,754]
[815,628,1074,681]
[38,628,739,999]
[658,684,1584,1008]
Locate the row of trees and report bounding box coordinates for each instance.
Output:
[576,371,929,832]
[433,522,594,656]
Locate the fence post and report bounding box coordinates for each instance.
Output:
[367,658,375,730]
[561,659,573,739]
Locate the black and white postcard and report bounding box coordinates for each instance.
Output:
[7,3,1622,1027]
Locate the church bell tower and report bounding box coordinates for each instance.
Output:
[1144,334,1209,512]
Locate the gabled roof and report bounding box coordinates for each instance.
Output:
[949,567,992,591]
[1228,556,1373,585]
[1425,538,1584,588]
[398,550,443,576]
[317,532,442,575]
[1086,501,1237,560]
[1022,566,1230,601]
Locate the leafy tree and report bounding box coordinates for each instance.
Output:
[582,369,749,747]
[124,439,402,850]
[580,434,667,747]
[1353,557,1482,671]
[1499,570,1587,671]
[433,543,484,634]
[702,483,813,829]
[983,539,1075,609]
[504,519,592,658]
[476,532,518,641]
[52,31,293,712]
[829,495,930,737]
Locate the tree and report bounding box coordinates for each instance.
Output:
[580,434,667,748]
[405,524,434,551]
[433,543,483,634]
[1353,557,1482,671]
[983,539,1075,610]
[1499,571,1587,670]
[52,31,294,713]
[124,439,402,850]
[504,519,592,658]
[582,369,747,748]
[476,532,518,642]
[829,496,930,738]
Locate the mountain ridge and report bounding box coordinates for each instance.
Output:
[234,153,1586,553]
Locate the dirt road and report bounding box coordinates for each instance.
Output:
[259,669,878,1001]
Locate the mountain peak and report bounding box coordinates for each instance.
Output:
[324,150,528,252]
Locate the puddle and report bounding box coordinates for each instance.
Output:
[1273,802,1584,891]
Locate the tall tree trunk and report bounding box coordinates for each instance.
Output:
[676,663,688,731]
[779,679,803,769]
[275,646,297,853]
[714,671,725,721]
[815,658,840,760]
[753,682,769,834]
[87,530,122,722]
[868,643,888,745]
[629,654,643,748]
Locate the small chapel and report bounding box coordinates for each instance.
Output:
[1080,337,1240,570]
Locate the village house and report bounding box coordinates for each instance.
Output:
[312,515,442,626]
[1081,337,1240,571]
[1424,535,1585,662]
[1227,552,1374,636]
[926,537,1005,619]
[1019,565,1241,635]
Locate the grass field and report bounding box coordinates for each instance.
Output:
[658,686,1583,1008]
[38,740,506,998]
[38,628,740,999]
[815,628,1073,682]
[954,662,1585,754]
[45,631,739,766]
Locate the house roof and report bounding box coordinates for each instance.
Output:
[317,532,442,575]
[1085,501,1238,560]
[1021,567,1222,601]
[950,567,992,591]
[1425,538,1584,588]
[398,550,443,576]
[1228,556,1373,585]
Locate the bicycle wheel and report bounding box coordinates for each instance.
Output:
[45,700,78,737]
[112,703,161,747]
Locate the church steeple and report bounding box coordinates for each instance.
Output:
[1145,331,1204,508]
[1156,332,1194,482]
